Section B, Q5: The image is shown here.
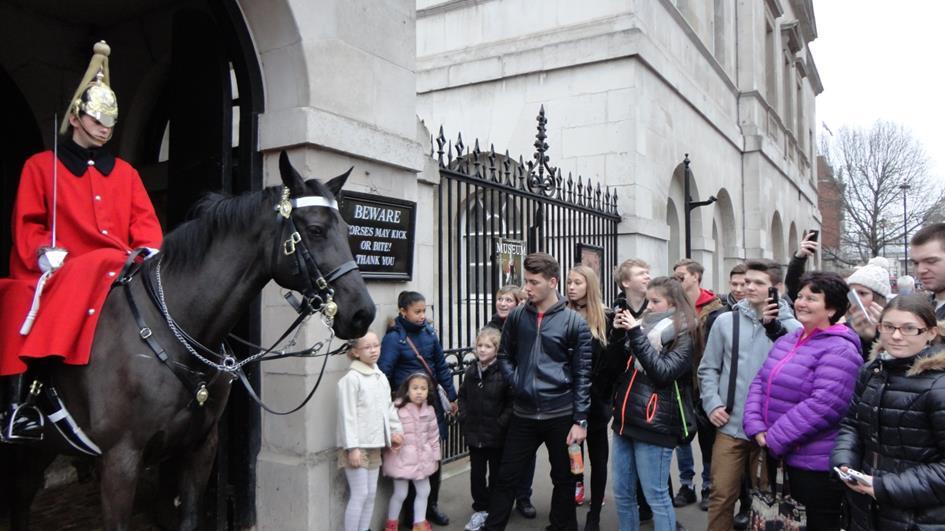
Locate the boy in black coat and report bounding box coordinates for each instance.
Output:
[458,327,513,531]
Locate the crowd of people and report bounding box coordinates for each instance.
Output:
[336,222,945,531]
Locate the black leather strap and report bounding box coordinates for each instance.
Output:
[118,252,211,406]
[725,312,740,413]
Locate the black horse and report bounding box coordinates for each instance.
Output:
[1,152,375,530]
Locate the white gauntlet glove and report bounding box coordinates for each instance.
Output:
[37,247,68,273]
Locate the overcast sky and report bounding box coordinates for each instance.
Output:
[810,1,945,181]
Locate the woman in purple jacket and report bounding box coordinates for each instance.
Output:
[743,272,863,530]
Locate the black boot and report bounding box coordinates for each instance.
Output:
[2,375,44,441]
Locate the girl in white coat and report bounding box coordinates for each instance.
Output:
[337,332,404,531]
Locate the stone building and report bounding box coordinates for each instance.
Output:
[0,0,825,529]
[417,0,824,289]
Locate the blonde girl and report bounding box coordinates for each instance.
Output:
[566,265,620,527]
[337,332,404,531]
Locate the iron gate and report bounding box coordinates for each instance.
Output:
[433,107,621,462]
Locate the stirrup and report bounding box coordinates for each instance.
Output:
[2,404,45,442]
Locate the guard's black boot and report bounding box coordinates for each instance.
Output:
[2,375,44,442]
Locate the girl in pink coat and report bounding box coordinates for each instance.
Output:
[383,372,442,531]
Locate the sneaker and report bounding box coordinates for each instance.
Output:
[464,511,488,531]
[575,481,585,506]
[672,484,696,507]
[515,498,537,519]
[699,486,711,511]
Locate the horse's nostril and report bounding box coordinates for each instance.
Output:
[352,308,375,331]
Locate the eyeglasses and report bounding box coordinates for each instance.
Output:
[879,323,928,336]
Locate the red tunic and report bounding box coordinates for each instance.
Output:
[0,151,163,375]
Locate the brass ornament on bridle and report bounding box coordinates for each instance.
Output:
[276,186,293,219]
[321,299,338,318]
[195,384,210,407]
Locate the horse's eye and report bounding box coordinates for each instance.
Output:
[306,225,325,237]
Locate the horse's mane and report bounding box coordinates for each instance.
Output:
[160,186,282,274]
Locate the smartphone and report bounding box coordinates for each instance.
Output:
[807,229,820,243]
[847,289,874,324]
[833,466,852,482]
[613,298,630,313]
[845,468,874,487]
[768,287,779,304]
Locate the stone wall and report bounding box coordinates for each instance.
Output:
[241,0,431,529]
[417,0,823,291]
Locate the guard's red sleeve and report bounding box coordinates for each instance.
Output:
[127,168,163,249]
[10,157,50,275]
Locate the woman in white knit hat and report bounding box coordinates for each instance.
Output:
[844,257,893,360]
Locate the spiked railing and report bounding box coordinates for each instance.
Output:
[433,106,619,217]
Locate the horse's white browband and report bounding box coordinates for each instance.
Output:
[292,196,338,210]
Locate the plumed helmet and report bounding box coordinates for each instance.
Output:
[59,41,118,135]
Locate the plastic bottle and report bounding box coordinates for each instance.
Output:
[568,443,584,475]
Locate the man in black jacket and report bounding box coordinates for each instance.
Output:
[911,223,945,321]
[482,252,592,531]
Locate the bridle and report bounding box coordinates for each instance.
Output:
[272,185,359,320]
[126,185,363,415]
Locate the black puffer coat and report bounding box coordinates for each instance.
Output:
[831,345,945,530]
[611,314,696,449]
[457,361,513,448]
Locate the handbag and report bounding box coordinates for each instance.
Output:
[405,337,453,414]
[749,456,807,531]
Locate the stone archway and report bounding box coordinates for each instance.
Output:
[669,159,704,262]
[771,211,786,264]
[788,222,799,265]
[713,187,738,288]
[0,1,263,527]
[667,198,681,272]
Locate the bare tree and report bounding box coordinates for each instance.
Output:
[820,120,945,265]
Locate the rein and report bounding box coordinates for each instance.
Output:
[125,186,360,415]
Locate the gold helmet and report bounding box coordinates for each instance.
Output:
[59,41,118,135]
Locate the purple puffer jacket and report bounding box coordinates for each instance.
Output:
[743,324,861,471]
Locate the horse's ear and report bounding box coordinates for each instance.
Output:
[279,151,306,196]
[324,167,353,198]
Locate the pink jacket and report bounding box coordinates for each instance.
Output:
[382,401,441,480]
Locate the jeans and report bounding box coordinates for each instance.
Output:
[482,415,576,531]
[676,444,712,488]
[611,435,676,531]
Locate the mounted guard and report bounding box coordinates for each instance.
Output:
[0,41,163,441]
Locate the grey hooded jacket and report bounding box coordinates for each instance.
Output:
[697,298,801,440]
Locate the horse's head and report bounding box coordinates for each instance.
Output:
[270,151,376,339]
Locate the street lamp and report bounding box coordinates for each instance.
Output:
[900,182,911,275]
[683,154,717,258]
[878,218,888,258]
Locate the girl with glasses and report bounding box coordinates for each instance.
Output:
[831,294,945,530]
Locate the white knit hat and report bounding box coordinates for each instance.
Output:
[846,257,892,299]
